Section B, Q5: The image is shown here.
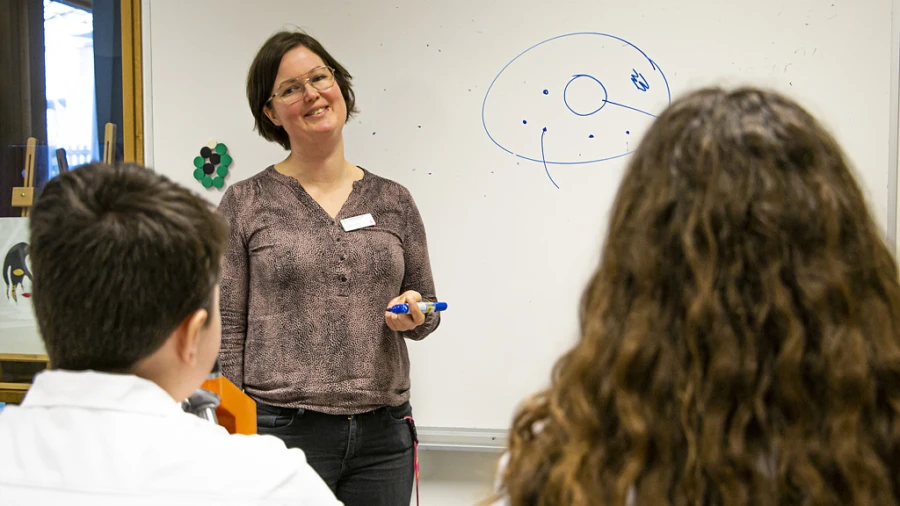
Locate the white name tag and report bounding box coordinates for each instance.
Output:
[340,213,376,232]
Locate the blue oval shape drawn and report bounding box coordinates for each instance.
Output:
[482,32,671,175]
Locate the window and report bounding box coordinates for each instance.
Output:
[0,0,142,218]
[45,0,99,175]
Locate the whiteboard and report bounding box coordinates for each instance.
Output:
[144,0,896,430]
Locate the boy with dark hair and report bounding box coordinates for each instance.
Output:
[0,163,340,506]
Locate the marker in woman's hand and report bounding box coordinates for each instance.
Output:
[388,302,448,314]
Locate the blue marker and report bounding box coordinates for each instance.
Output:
[388,302,448,314]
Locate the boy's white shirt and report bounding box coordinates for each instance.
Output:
[0,369,342,506]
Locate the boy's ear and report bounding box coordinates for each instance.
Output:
[173,309,209,366]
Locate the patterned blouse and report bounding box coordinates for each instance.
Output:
[217,166,440,414]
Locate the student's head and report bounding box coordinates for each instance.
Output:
[497,88,900,505]
[29,163,229,401]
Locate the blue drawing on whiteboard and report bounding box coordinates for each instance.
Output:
[481,32,671,188]
[631,69,650,92]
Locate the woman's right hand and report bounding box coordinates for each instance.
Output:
[385,290,426,332]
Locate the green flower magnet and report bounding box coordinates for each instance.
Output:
[192,139,232,189]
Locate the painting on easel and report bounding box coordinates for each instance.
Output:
[0,218,44,355]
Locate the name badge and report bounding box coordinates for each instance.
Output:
[341,213,376,232]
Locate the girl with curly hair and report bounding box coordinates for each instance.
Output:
[492,87,900,506]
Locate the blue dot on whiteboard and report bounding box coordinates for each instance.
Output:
[542,89,549,95]
[542,127,547,132]
[522,120,527,125]
[626,130,630,135]
[588,134,594,138]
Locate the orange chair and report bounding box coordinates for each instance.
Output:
[182,360,257,435]
[200,373,257,435]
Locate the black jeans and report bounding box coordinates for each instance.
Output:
[256,401,415,506]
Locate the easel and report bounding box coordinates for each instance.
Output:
[55,148,69,174]
[103,123,117,164]
[10,138,36,218]
[0,354,50,405]
[3,125,121,405]
[10,124,117,217]
[3,137,47,404]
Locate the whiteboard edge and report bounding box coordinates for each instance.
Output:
[417,427,507,452]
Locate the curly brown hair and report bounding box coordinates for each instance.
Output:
[492,87,900,506]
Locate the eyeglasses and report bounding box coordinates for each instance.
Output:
[266,66,336,107]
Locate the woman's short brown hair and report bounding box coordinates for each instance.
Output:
[246,30,358,150]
